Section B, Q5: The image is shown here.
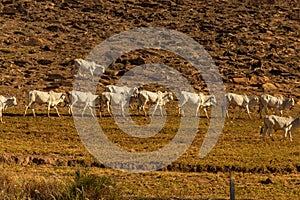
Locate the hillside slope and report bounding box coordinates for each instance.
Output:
[0,0,299,102]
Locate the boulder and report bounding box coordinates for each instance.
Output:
[232,77,248,84]
[262,83,277,91]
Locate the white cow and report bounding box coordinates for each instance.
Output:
[73,58,105,80]
[137,90,173,117]
[225,93,259,119]
[261,115,295,141]
[24,90,66,117]
[0,95,17,123]
[259,94,294,118]
[285,117,300,142]
[99,91,132,118]
[68,90,100,117]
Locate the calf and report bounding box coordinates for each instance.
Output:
[24,90,66,117]
[68,90,100,118]
[0,95,17,123]
[259,94,294,119]
[261,115,295,141]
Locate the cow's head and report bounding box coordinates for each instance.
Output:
[167,92,174,101]
[210,95,217,106]
[74,58,83,68]
[94,64,105,75]
[3,97,17,110]
[131,87,139,97]
[287,97,295,110]
[73,58,84,76]
[59,93,68,107]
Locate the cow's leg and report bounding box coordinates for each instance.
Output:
[106,101,112,116]
[0,109,2,123]
[268,126,274,141]
[203,107,209,119]
[236,107,242,119]
[82,103,89,117]
[47,103,52,117]
[24,106,28,116]
[99,101,103,118]
[178,100,187,117]
[151,102,159,117]
[136,97,141,114]
[195,103,201,117]
[264,106,268,116]
[245,105,252,119]
[289,130,293,142]
[89,69,94,82]
[120,103,125,118]
[68,104,72,115]
[282,128,293,142]
[160,105,164,117]
[70,98,78,116]
[24,104,29,116]
[225,106,229,118]
[261,124,267,140]
[88,106,96,118]
[282,128,288,141]
[24,101,33,116]
[54,106,61,117]
[141,100,148,117]
[31,103,36,117]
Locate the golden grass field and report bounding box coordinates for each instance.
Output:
[0,101,300,199]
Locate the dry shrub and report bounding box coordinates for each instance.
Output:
[0,170,120,200]
[63,170,121,200]
[0,172,66,200]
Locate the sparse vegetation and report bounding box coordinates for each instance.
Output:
[0,0,299,199]
[0,170,121,200]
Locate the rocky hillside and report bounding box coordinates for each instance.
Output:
[0,0,299,103]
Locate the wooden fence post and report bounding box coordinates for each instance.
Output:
[230,171,235,200]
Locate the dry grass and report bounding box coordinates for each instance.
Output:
[0,102,300,199]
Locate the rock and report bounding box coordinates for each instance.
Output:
[260,178,272,185]
[128,57,145,65]
[2,5,17,15]
[22,37,43,46]
[37,59,53,65]
[232,77,248,84]
[32,157,46,165]
[262,83,277,91]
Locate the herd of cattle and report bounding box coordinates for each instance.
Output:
[0,59,299,142]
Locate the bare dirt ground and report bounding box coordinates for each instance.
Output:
[0,0,300,199]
